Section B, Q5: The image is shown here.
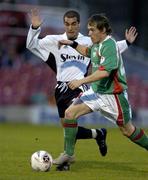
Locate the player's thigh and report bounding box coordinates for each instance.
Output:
[99,92,132,125]
[55,83,82,118]
[65,102,92,119]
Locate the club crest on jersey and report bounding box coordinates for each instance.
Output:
[100,56,105,64]
[60,54,85,62]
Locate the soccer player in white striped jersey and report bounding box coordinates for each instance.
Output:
[26,9,137,165]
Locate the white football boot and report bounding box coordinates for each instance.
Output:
[53,152,75,165]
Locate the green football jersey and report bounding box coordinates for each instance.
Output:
[88,36,127,94]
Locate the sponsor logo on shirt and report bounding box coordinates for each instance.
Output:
[60,54,85,62]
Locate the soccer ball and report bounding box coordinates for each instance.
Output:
[30,150,53,172]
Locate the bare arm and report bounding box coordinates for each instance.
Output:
[58,40,89,57]
[26,8,50,61]
[68,70,109,90]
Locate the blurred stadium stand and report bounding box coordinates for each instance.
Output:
[0,1,148,126]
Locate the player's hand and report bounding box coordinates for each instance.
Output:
[68,80,83,90]
[125,26,138,44]
[29,8,42,29]
[58,40,73,49]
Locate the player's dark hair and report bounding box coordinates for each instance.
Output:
[63,10,80,23]
[88,14,112,35]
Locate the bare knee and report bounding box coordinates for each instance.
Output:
[65,108,77,119]
[65,103,91,120]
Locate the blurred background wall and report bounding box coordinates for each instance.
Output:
[0,0,148,126]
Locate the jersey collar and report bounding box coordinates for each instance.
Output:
[62,32,83,40]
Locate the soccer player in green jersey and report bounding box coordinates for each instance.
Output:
[56,14,148,168]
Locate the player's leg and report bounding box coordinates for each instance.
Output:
[60,118,94,138]
[119,121,148,150]
[55,82,94,140]
[55,83,107,154]
[56,88,108,165]
[71,91,107,157]
[72,96,105,140]
[63,102,92,157]
[110,91,148,150]
[72,98,107,156]
[54,102,92,167]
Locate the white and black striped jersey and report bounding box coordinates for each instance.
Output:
[26,26,128,82]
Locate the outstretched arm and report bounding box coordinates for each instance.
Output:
[68,70,109,90]
[26,8,50,61]
[29,8,43,29]
[117,26,138,53]
[58,40,89,57]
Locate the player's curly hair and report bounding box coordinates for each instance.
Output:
[88,14,112,35]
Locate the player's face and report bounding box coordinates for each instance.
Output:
[64,17,80,40]
[88,23,106,43]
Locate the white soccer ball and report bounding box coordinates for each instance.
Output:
[31,150,53,172]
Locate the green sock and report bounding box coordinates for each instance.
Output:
[63,119,78,156]
[129,127,148,150]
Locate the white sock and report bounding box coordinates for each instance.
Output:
[91,129,97,139]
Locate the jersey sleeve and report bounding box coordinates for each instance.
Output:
[99,41,119,73]
[26,25,58,61]
[116,40,128,54]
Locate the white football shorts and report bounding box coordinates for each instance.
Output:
[80,87,132,125]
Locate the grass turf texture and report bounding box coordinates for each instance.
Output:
[0,123,148,180]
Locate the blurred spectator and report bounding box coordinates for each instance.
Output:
[0,37,24,68]
[0,2,28,56]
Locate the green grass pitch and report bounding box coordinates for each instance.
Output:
[0,123,148,180]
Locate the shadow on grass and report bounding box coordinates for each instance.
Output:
[72,160,148,174]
